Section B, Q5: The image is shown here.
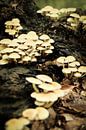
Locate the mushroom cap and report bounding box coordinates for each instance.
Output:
[50,8,59,14]
[68,67,77,72]
[18,44,28,50]
[0,45,6,51]
[31,57,37,62]
[9,52,20,59]
[71,23,77,27]
[22,56,31,62]
[18,34,27,40]
[39,34,50,41]
[12,18,20,26]
[27,31,36,36]
[69,61,80,67]
[35,107,49,120]
[49,45,54,50]
[27,31,38,40]
[22,108,37,120]
[8,42,19,47]
[70,13,80,18]
[1,48,14,54]
[36,74,53,83]
[67,8,76,12]
[54,89,65,97]
[35,40,43,45]
[37,46,45,51]
[56,56,65,64]
[67,18,74,23]
[41,41,51,47]
[65,56,76,63]
[26,77,42,84]
[2,54,9,59]
[31,92,58,102]
[80,16,86,21]
[74,72,82,77]
[8,29,17,35]
[35,101,45,106]
[16,117,30,128]
[5,118,18,130]
[5,21,12,25]
[41,6,53,12]
[59,8,68,13]
[0,39,12,45]
[45,49,53,54]
[38,82,61,91]
[78,66,86,73]
[0,59,9,65]
[50,13,59,19]
[62,68,71,74]
[5,117,30,130]
[48,38,55,43]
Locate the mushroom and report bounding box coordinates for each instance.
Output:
[65,56,76,63]
[0,59,9,65]
[31,92,58,102]
[22,108,37,120]
[26,77,42,92]
[74,72,82,77]
[38,82,61,91]
[8,52,20,62]
[36,74,53,83]
[70,13,80,19]
[62,68,71,77]
[39,34,50,41]
[69,61,80,67]
[0,39,12,46]
[44,49,53,54]
[35,107,49,120]
[5,117,29,130]
[78,66,86,73]
[35,100,45,106]
[56,56,66,67]
[26,77,42,85]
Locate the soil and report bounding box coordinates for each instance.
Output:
[0,0,86,130]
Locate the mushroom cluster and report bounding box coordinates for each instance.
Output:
[5,18,23,37]
[56,55,86,78]
[5,107,49,130]
[22,107,49,120]
[26,74,73,108]
[37,6,76,21]
[5,117,30,130]
[67,13,86,30]
[0,31,54,65]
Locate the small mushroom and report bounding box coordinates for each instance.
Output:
[65,56,76,63]
[35,107,49,120]
[38,82,61,91]
[36,74,53,83]
[22,108,37,120]
[39,34,50,41]
[74,72,82,77]
[78,66,86,73]
[5,117,30,130]
[70,13,80,19]
[8,52,20,61]
[0,59,9,65]
[31,92,58,102]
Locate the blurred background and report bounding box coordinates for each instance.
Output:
[36,0,86,9]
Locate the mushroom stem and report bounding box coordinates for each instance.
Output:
[62,63,65,68]
[44,102,54,108]
[32,84,39,93]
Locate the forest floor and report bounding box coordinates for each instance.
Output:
[0,3,86,130]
